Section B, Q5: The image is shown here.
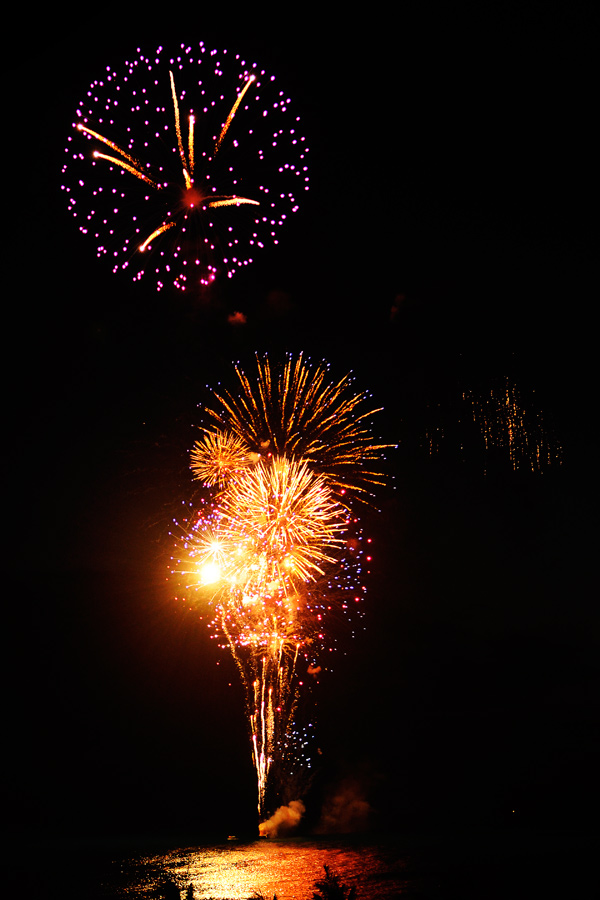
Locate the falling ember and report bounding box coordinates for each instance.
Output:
[171,355,393,819]
[62,43,309,291]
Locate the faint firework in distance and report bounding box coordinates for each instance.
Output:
[418,376,563,473]
[463,377,563,474]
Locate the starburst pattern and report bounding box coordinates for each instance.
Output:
[190,430,254,487]
[61,43,309,291]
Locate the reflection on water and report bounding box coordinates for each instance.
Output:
[113,837,409,900]
[17,828,598,900]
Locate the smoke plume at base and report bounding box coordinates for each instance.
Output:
[258,799,305,837]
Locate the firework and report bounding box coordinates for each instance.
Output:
[173,356,388,819]
[61,43,309,291]
[204,352,392,503]
[177,502,367,650]
[464,377,563,473]
[181,458,347,647]
[190,430,254,487]
[219,456,346,582]
[417,375,563,473]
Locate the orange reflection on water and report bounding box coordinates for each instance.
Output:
[136,838,402,900]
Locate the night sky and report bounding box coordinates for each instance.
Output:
[5,3,597,846]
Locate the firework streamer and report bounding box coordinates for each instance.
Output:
[62,43,309,292]
[172,355,392,821]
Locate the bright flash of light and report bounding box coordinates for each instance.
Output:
[199,560,221,585]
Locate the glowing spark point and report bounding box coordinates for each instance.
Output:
[62,43,309,291]
[199,561,221,585]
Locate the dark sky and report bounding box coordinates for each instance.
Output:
[5,3,597,845]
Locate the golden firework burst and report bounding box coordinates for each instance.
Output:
[190,430,255,487]
[205,353,392,502]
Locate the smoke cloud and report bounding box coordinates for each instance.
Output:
[316,777,373,833]
[258,799,305,837]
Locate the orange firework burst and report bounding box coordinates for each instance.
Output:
[218,456,345,585]
[181,457,346,646]
[190,430,255,487]
[205,352,393,503]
